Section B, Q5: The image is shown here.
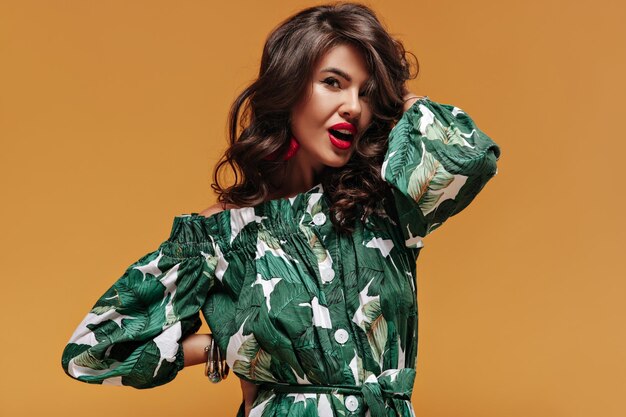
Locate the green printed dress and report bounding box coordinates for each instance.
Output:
[62,97,501,417]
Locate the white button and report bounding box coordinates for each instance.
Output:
[312,212,326,225]
[344,395,359,412]
[334,328,349,344]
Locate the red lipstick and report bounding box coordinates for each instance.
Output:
[328,122,357,150]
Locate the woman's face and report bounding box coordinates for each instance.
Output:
[290,43,373,174]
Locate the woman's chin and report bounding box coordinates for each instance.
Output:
[323,157,351,168]
[293,148,352,171]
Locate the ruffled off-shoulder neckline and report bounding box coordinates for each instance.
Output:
[178,181,326,223]
[165,182,330,254]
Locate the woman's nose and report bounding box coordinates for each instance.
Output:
[340,89,362,120]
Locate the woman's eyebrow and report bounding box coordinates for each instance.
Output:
[320,67,352,82]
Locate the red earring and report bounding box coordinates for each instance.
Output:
[264,136,299,161]
[283,136,300,160]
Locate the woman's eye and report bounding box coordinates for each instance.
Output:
[322,77,341,88]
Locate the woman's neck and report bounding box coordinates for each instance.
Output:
[266,154,327,200]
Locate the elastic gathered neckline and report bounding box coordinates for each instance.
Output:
[179,181,325,224]
[165,182,329,256]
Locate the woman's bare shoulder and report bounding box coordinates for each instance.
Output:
[199,202,241,218]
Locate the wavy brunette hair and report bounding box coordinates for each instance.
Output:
[211,1,418,234]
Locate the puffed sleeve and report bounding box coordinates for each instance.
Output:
[381,97,502,248]
[61,217,221,388]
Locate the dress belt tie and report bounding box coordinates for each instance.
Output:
[258,368,415,417]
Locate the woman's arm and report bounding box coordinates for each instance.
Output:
[240,379,259,417]
[183,334,257,417]
[182,333,211,366]
[189,205,258,417]
[382,95,501,247]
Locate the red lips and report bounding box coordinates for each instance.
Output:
[328,122,357,135]
[328,122,357,150]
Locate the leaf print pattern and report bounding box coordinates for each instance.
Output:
[298,296,333,329]
[364,302,387,369]
[233,333,277,382]
[419,104,476,148]
[62,97,501,417]
[300,222,336,283]
[382,97,501,248]
[407,142,456,216]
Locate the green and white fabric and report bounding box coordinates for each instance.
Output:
[62,97,501,417]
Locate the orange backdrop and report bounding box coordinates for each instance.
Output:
[1,1,624,416]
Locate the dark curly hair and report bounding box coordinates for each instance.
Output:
[211,1,418,235]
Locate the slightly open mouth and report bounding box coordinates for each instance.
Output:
[329,129,354,141]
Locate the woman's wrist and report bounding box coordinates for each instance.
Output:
[182,333,212,367]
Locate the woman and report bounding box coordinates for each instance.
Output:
[61,3,501,417]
